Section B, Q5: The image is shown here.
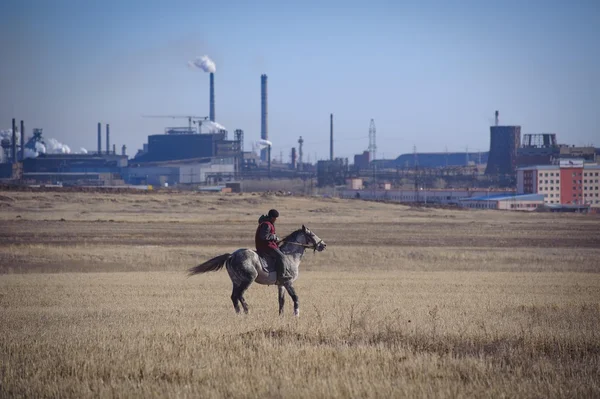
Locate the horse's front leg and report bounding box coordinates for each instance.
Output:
[284,282,299,317]
[278,285,285,316]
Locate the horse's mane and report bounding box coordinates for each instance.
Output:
[280,229,303,243]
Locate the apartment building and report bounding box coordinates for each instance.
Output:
[517,160,600,205]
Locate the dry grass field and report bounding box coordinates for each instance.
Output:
[1,190,599,398]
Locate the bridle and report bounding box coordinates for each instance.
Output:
[280,231,323,251]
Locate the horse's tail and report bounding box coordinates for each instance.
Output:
[188,253,231,276]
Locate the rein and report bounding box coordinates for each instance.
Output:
[280,241,314,249]
[280,238,323,252]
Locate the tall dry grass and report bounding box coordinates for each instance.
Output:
[1,190,599,398]
[1,271,599,398]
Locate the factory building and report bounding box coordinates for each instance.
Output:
[317,158,349,187]
[392,152,488,169]
[339,187,515,205]
[459,194,544,211]
[517,160,600,205]
[125,158,235,186]
[353,151,370,170]
[133,130,235,163]
[21,153,128,186]
[1,123,129,185]
[129,124,241,186]
[517,133,596,167]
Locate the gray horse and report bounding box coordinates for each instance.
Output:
[188,225,326,316]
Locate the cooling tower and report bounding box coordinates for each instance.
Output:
[485,125,521,176]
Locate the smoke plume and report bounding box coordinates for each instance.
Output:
[24,138,73,159]
[1,129,86,160]
[203,120,226,133]
[0,130,14,141]
[45,138,71,154]
[188,55,216,73]
[24,148,38,159]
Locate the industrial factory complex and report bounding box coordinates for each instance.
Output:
[1,67,598,213]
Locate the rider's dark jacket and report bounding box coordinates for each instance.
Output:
[255,217,279,253]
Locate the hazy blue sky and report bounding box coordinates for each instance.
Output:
[1,0,598,160]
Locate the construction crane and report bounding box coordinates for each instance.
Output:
[142,115,208,133]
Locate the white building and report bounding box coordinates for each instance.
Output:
[125,159,235,186]
[339,188,515,205]
[459,194,545,211]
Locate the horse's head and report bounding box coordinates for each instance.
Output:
[300,225,326,252]
[280,225,326,253]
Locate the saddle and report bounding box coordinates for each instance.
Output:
[254,251,277,274]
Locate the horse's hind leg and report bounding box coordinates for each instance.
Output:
[278,285,285,315]
[230,285,241,314]
[233,280,252,314]
[284,283,299,317]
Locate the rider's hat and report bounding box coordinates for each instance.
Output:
[268,209,279,218]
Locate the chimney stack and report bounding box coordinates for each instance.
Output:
[20,120,25,161]
[112,144,116,155]
[121,145,127,156]
[11,118,16,163]
[330,113,334,161]
[106,124,110,154]
[267,144,271,177]
[495,110,499,126]
[260,74,268,162]
[298,136,304,171]
[209,73,215,122]
[291,147,297,169]
[97,123,101,154]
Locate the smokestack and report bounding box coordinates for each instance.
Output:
[291,147,297,169]
[122,145,127,156]
[260,74,268,162]
[97,123,101,154]
[20,120,24,161]
[112,144,116,155]
[495,110,499,126]
[330,113,334,161]
[11,118,16,163]
[267,144,271,177]
[298,136,304,171]
[209,73,215,122]
[106,124,110,154]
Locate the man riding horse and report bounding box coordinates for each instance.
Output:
[255,209,290,283]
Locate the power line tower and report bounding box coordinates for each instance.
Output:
[298,136,304,171]
[368,119,377,161]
